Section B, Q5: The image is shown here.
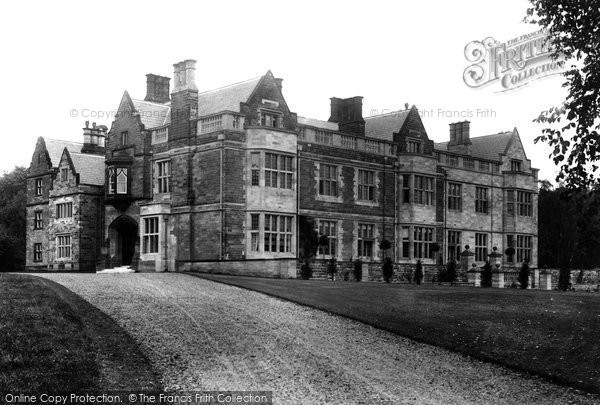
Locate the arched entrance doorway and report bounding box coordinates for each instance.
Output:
[108,215,138,266]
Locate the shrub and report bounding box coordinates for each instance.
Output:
[300,260,312,280]
[481,261,493,288]
[505,247,515,263]
[353,259,363,282]
[382,257,394,283]
[404,269,413,284]
[415,260,423,285]
[559,267,571,291]
[379,239,392,259]
[436,268,448,284]
[518,261,530,289]
[446,260,457,284]
[327,257,337,280]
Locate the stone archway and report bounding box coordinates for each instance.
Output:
[108,215,138,267]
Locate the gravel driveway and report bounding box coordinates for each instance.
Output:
[36,273,596,404]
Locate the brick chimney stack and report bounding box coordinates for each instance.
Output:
[170,59,199,142]
[328,96,365,136]
[145,74,171,103]
[448,121,472,154]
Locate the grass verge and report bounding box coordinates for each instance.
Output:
[0,273,161,393]
[191,273,600,395]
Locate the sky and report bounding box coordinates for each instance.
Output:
[0,0,567,182]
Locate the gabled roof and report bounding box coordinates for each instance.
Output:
[197,77,262,117]
[45,139,83,168]
[364,109,410,141]
[69,152,105,186]
[297,116,339,131]
[435,131,513,161]
[131,99,170,129]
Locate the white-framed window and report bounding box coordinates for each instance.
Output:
[516,235,532,263]
[60,168,69,182]
[265,153,293,189]
[358,223,374,259]
[264,214,293,253]
[510,159,522,171]
[448,182,462,210]
[318,220,337,256]
[250,214,260,252]
[33,243,43,262]
[414,175,434,205]
[475,233,488,262]
[413,226,433,259]
[517,191,533,216]
[152,127,168,144]
[35,178,43,195]
[358,170,375,201]
[401,226,410,258]
[319,163,338,197]
[402,175,411,203]
[448,230,461,262]
[56,202,73,219]
[251,153,260,186]
[143,217,159,254]
[34,211,43,230]
[108,167,129,194]
[57,234,71,259]
[475,187,489,214]
[156,160,171,194]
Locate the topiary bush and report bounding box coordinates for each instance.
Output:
[353,259,363,282]
[382,257,394,283]
[415,259,423,285]
[518,261,530,289]
[481,261,492,288]
[300,260,312,280]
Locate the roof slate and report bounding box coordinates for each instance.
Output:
[297,116,339,131]
[69,152,105,186]
[196,77,261,117]
[131,99,170,129]
[435,132,513,161]
[45,139,83,168]
[364,110,410,141]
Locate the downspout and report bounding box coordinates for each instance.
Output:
[296,145,300,262]
[220,137,224,260]
[163,216,169,271]
[394,161,398,262]
[442,168,448,263]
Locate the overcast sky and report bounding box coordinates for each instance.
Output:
[0,0,566,182]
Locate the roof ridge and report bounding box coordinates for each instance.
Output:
[70,152,105,158]
[198,76,262,96]
[45,138,83,144]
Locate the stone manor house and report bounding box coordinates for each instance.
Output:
[26,59,538,277]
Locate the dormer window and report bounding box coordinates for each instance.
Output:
[510,159,522,171]
[108,167,129,194]
[121,131,129,146]
[407,140,422,153]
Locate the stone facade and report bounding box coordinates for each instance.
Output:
[26,60,539,276]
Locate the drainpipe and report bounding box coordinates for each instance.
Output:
[163,216,169,271]
[220,136,224,260]
[296,145,301,261]
[442,168,448,263]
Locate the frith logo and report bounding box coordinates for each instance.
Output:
[463,29,566,92]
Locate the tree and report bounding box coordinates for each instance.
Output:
[327,257,337,281]
[0,167,27,272]
[559,267,571,290]
[526,1,600,188]
[414,259,423,285]
[382,257,393,283]
[379,239,391,259]
[481,261,493,288]
[519,261,531,289]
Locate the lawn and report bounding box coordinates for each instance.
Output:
[192,273,600,395]
[0,274,161,393]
